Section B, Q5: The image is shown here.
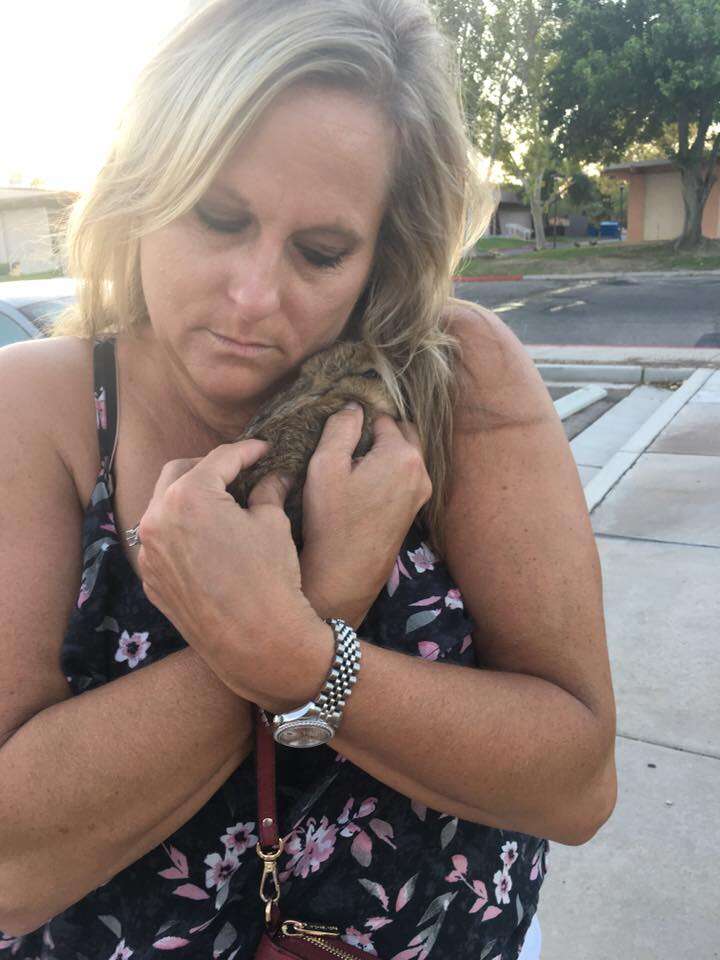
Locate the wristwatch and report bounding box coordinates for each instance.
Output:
[270,618,362,748]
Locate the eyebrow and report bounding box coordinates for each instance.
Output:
[211,182,364,248]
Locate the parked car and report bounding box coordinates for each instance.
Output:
[0,277,77,347]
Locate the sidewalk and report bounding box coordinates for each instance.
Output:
[536,363,720,958]
[454,268,720,282]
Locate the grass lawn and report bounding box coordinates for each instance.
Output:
[455,239,720,276]
[473,236,535,252]
[0,269,66,283]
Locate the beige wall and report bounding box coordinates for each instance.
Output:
[701,178,720,237]
[0,205,58,273]
[624,167,720,242]
[626,175,645,243]
[643,173,684,241]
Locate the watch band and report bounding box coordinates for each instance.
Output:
[270,618,362,747]
[315,618,362,727]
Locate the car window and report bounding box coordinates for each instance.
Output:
[0,311,32,347]
[18,297,74,332]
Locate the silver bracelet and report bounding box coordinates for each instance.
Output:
[270,618,362,748]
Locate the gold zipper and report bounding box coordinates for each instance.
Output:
[281,920,359,959]
[286,934,360,960]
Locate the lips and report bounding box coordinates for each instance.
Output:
[212,331,270,348]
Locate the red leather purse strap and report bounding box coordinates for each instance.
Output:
[255,706,283,931]
[255,706,280,848]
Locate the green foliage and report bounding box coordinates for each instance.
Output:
[546,0,720,165]
[429,0,489,141]
[546,0,720,246]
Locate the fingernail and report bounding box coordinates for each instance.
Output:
[343,401,361,411]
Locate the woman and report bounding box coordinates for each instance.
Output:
[0,0,617,957]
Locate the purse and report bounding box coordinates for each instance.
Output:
[252,705,387,960]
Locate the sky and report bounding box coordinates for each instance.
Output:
[1,1,196,191]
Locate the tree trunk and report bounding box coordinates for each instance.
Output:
[674,163,707,250]
[529,180,546,250]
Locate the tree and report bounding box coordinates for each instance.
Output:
[545,0,720,250]
[432,0,565,249]
[486,1,562,248]
[429,0,490,144]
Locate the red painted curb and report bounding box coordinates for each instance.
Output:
[452,274,524,282]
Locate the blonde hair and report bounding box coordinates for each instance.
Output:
[53,0,497,553]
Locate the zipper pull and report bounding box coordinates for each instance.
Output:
[281,920,341,938]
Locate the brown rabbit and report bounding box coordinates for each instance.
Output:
[227,340,400,546]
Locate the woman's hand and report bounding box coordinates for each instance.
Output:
[299,405,433,629]
[137,439,322,700]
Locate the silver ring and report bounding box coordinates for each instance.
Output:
[125,525,142,547]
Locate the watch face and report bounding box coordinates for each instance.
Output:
[274,720,334,748]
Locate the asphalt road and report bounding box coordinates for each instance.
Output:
[453,274,720,348]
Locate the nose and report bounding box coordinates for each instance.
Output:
[225,242,282,322]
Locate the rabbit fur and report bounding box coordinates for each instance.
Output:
[227,340,400,547]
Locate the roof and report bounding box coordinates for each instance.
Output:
[0,186,78,211]
[498,187,527,206]
[0,277,77,307]
[603,158,720,177]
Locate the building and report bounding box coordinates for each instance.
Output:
[0,186,77,277]
[603,158,720,243]
[489,187,533,237]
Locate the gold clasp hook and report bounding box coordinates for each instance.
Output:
[256,838,285,925]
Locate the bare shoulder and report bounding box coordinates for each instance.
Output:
[0,336,98,743]
[0,336,97,499]
[441,296,555,430]
[439,298,616,740]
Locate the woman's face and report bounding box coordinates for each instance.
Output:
[139,83,396,433]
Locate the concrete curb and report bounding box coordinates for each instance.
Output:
[453,269,720,283]
[554,385,608,421]
[527,345,720,370]
[583,368,715,513]
[538,364,642,384]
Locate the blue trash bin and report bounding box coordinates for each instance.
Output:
[599,221,621,239]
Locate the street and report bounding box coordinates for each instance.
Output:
[453,273,720,348]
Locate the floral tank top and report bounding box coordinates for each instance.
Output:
[1,337,549,960]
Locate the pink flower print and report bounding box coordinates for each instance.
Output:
[407,543,437,573]
[445,853,468,883]
[108,939,133,960]
[204,850,240,890]
[493,868,512,905]
[343,927,377,955]
[418,640,440,660]
[77,581,91,609]
[95,387,107,430]
[100,511,117,534]
[222,821,258,856]
[444,588,464,610]
[115,631,151,669]
[500,840,518,870]
[283,816,337,879]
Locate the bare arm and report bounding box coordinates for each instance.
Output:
[0,341,251,936]
[0,649,252,937]
[230,307,617,846]
[325,304,617,842]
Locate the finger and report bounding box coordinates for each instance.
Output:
[246,470,293,509]
[313,402,365,462]
[186,438,271,492]
[368,413,409,449]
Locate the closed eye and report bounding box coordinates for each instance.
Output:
[194,205,346,270]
